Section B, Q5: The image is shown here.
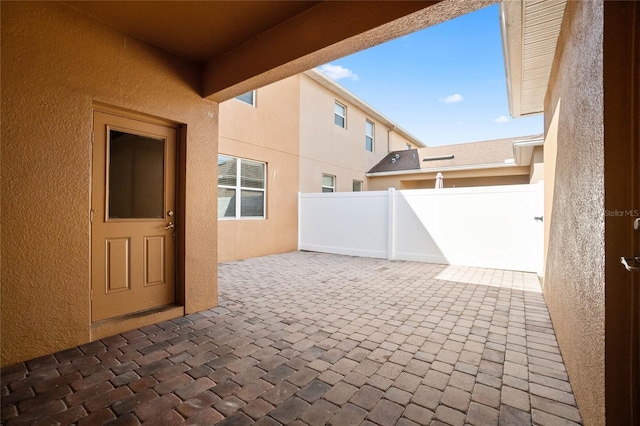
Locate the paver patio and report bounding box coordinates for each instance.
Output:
[1,252,582,425]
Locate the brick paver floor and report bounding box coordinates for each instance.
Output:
[1,252,583,425]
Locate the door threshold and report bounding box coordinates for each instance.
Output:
[90,305,185,341]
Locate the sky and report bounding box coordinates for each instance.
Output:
[318,4,543,147]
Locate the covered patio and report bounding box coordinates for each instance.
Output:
[1,252,581,425]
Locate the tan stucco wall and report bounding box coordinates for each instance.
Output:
[218,77,300,262]
[1,2,218,366]
[367,167,530,191]
[543,106,560,281]
[543,1,605,424]
[529,145,544,183]
[299,74,390,193]
[389,132,420,151]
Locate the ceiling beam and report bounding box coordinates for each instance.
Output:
[203,0,495,102]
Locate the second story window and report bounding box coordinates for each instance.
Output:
[334,101,346,128]
[322,174,336,192]
[235,91,256,107]
[406,143,412,150]
[218,155,266,219]
[353,180,363,192]
[365,120,374,152]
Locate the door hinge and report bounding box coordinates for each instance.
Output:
[90,210,94,223]
[91,131,94,145]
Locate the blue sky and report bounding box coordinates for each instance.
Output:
[318,4,543,147]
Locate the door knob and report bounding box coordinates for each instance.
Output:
[164,222,175,230]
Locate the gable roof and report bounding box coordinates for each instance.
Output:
[367,134,543,175]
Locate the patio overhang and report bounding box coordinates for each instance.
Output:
[64,0,495,103]
[500,0,567,118]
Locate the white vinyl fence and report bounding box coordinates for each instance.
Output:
[299,184,544,273]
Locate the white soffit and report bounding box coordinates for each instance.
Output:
[501,0,567,118]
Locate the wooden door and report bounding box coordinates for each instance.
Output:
[91,111,176,322]
[612,2,640,423]
[632,4,639,421]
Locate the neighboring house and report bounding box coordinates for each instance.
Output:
[2,2,638,424]
[298,69,424,193]
[367,135,544,190]
[217,69,425,262]
[218,69,543,262]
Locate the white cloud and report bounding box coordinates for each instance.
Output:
[493,115,510,124]
[319,64,359,81]
[440,93,463,104]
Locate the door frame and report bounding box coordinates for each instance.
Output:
[90,103,186,321]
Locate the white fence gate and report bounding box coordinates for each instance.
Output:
[298,184,544,273]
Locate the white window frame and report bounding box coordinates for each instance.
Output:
[365,120,374,152]
[353,180,363,192]
[406,143,412,150]
[218,155,266,220]
[334,101,346,128]
[235,90,256,107]
[322,174,336,193]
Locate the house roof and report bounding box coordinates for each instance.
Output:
[303,69,427,148]
[367,134,543,175]
[368,150,421,174]
[500,0,568,118]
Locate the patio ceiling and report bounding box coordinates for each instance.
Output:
[500,0,568,118]
[62,0,494,101]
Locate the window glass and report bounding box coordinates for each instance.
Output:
[235,91,255,106]
[334,102,346,128]
[218,188,236,218]
[218,155,266,219]
[218,156,237,186]
[322,174,335,192]
[240,160,265,189]
[365,120,374,152]
[240,190,264,217]
[353,180,363,192]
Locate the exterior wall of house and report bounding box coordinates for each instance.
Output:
[217,77,301,262]
[299,74,390,193]
[543,1,606,424]
[1,2,218,366]
[529,145,544,183]
[389,132,420,151]
[367,167,531,190]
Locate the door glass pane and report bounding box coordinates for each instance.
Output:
[109,130,165,219]
[240,190,264,217]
